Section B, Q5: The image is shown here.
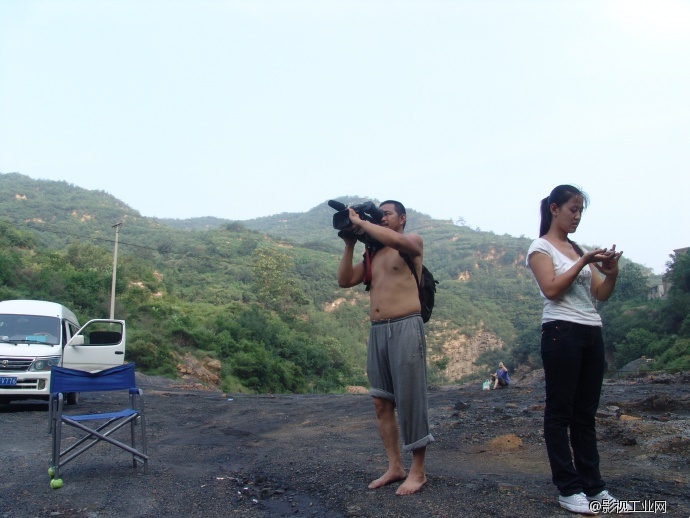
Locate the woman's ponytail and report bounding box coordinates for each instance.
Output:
[539,197,551,237]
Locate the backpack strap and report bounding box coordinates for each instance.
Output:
[400,252,422,290]
[362,234,386,291]
[363,247,374,291]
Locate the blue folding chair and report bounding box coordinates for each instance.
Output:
[48,363,148,488]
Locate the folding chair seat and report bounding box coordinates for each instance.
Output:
[48,363,148,489]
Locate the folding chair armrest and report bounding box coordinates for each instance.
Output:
[128,387,145,413]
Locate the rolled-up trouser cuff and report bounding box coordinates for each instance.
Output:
[368,387,395,402]
[403,433,435,452]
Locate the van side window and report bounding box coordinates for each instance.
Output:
[62,321,79,345]
[68,322,79,339]
[81,322,124,346]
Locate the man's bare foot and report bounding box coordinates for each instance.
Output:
[395,473,427,496]
[368,468,406,489]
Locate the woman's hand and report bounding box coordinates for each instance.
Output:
[592,244,623,277]
[589,244,623,300]
[582,247,610,264]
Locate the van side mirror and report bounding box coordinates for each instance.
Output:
[67,335,84,347]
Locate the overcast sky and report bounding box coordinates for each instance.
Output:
[1,1,689,274]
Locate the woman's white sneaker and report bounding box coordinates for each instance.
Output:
[586,490,632,513]
[559,492,597,514]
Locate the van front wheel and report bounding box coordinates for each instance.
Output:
[65,392,79,405]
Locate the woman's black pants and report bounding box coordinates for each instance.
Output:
[541,320,607,497]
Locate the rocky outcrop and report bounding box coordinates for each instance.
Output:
[428,328,504,381]
[172,351,222,388]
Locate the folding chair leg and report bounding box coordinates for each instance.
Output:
[140,413,149,474]
[58,417,148,466]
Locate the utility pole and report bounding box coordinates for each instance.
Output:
[110,222,123,319]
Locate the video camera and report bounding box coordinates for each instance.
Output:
[328,200,384,248]
[328,200,384,230]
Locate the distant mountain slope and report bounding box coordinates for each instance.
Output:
[0,172,665,389]
[156,216,237,231]
[0,171,178,250]
[159,196,445,250]
[233,195,446,246]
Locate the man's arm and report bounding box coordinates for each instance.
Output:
[348,209,423,258]
[337,238,365,288]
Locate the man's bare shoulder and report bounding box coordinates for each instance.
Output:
[397,231,423,257]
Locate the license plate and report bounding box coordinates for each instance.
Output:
[0,376,17,386]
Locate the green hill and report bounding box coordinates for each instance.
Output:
[1,172,686,392]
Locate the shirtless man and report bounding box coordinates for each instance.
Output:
[337,200,434,496]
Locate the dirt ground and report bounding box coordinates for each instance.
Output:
[1,371,689,518]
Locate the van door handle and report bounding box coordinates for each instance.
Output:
[115,351,124,355]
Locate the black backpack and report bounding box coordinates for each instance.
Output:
[400,253,438,323]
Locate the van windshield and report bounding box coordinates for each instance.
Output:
[0,314,61,345]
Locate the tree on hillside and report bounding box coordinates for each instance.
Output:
[608,262,649,302]
[252,246,309,314]
[662,251,690,335]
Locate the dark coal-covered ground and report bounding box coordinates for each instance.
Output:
[1,371,689,517]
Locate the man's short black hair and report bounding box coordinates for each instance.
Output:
[379,200,406,216]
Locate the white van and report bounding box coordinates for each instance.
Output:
[0,300,126,405]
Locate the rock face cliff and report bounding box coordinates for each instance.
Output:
[172,351,222,389]
[172,324,504,389]
[428,327,504,382]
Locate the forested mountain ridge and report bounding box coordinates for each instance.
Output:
[1,172,687,393]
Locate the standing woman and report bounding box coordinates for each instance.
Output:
[526,185,629,515]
